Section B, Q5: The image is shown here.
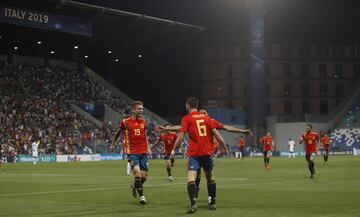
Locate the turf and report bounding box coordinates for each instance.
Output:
[1,156,360,217]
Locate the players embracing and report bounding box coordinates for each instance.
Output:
[170,97,228,213]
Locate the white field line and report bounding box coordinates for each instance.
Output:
[0,177,247,198]
[0,173,248,181]
[0,183,182,197]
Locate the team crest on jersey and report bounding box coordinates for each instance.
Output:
[140,123,144,128]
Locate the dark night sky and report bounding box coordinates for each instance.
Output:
[75,0,360,117]
[76,0,249,118]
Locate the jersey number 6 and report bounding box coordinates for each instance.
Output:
[196,119,207,137]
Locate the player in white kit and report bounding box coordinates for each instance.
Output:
[32,140,40,165]
[288,138,295,158]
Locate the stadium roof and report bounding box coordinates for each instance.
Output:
[1,0,204,59]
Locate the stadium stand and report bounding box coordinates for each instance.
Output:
[329,89,360,152]
[0,60,161,156]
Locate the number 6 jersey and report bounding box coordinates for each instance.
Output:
[180,111,216,157]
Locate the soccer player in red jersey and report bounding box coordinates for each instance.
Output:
[300,124,320,178]
[260,131,273,169]
[321,133,331,164]
[170,97,228,213]
[110,101,152,205]
[160,108,252,201]
[151,124,182,182]
[235,135,246,160]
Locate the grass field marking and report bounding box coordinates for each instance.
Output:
[0,182,184,198]
[0,177,248,198]
[0,173,248,181]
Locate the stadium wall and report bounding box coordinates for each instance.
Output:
[0,54,77,69]
[267,117,328,151]
[83,66,169,125]
[0,54,6,61]
[104,104,124,129]
[13,55,43,65]
[71,103,103,128]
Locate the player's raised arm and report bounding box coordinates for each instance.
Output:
[170,132,185,157]
[212,129,228,155]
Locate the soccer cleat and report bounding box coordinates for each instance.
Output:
[310,174,314,179]
[130,184,137,198]
[208,203,217,210]
[139,196,147,205]
[186,204,198,214]
[168,176,174,182]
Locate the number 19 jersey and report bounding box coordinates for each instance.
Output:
[120,117,148,155]
[180,111,216,157]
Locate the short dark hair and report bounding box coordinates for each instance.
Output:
[186,97,198,109]
[306,124,313,129]
[132,101,143,108]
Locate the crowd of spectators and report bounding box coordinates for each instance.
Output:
[0,60,159,157]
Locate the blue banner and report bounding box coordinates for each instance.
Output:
[100,154,124,161]
[18,154,56,163]
[0,6,92,36]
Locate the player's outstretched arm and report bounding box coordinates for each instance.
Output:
[159,125,181,132]
[170,132,185,158]
[223,125,253,136]
[212,129,229,155]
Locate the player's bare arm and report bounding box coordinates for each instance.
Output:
[145,129,152,155]
[159,125,181,132]
[150,137,161,150]
[170,132,185,157]
[212,129,228,155]
[110,128,122,151]
[222,125,253,136]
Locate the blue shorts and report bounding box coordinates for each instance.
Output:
[188,155,214,172]
[163,153,171,160]
[128,154,149,171]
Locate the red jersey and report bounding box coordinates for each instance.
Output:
[321,136,330,150]
[238,139,245,148]
[211,119,224,130]
[210,119,224,153]
[180,111,216,157]
[160,132,177,154]
[301,132,319,154]
[120,117,148,155]
[260,136,273,151]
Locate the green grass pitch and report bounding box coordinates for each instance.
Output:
[1,156,360,217]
